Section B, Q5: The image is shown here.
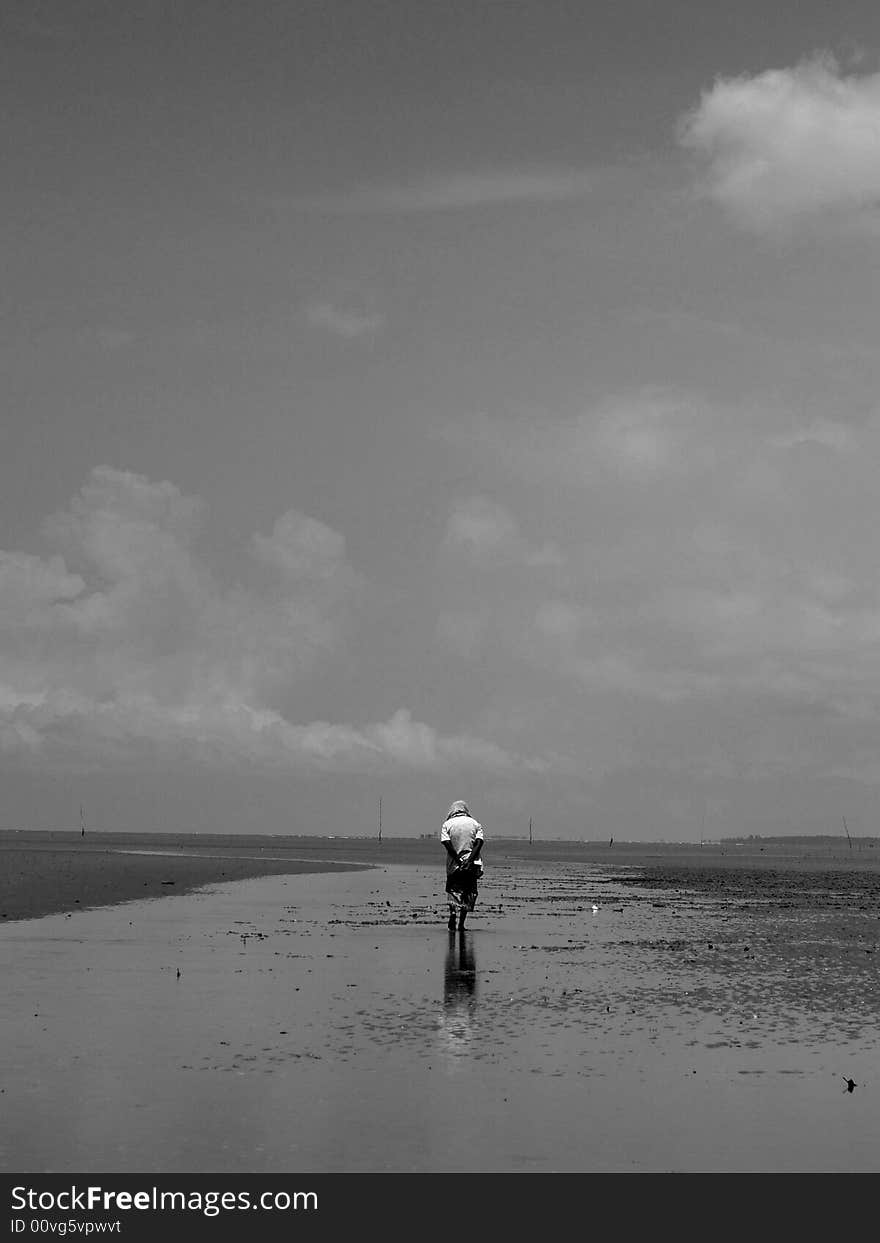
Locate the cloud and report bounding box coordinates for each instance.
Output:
[306,302,386,339]
[679,56,880,230]
[769,417,857,453]
[436,499,574,670]
[252,510,349,581]
[437,391,726,488]
[0,468,526,776]
[433,395,880,737]
[297,707,524,774]
[0,695,523,776]
[439,393,860,503]
[3,467,349,713]
[444,497,564,568]
[296,168,599,214]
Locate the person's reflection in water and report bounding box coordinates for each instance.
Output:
[438,932,478,1069]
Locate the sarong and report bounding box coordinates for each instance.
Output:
[445,861,480,912]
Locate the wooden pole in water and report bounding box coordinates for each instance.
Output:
[80,805,85,838]
[378,796,382,843]
[843,815,852,851]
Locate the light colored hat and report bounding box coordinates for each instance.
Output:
[447,800,470,818]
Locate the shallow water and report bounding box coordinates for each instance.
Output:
[2,860,878,1172]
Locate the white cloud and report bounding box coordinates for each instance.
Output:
[0,468,527,776]
[1,694,523,776]
[252,510,349,581]
[769,417,857,453]
[433,397,880,731]
[593,394,693,475]
[438,391,728,491]
[306,302,386,339]
[445,497,563,568]
[679,56,880,230]
[0,552,84,620]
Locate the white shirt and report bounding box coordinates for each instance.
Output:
[441,814,484,876]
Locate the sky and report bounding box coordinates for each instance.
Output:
[2,0,880,840]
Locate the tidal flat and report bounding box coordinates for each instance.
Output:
[2,834,879,1172]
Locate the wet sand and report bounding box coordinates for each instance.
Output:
[3,842,880,1172]
[0,831,373,922]
[4,829,879,923]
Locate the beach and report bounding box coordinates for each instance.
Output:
[5,829,879,923]
[0,831,375,923]
[3,831,880,1172]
